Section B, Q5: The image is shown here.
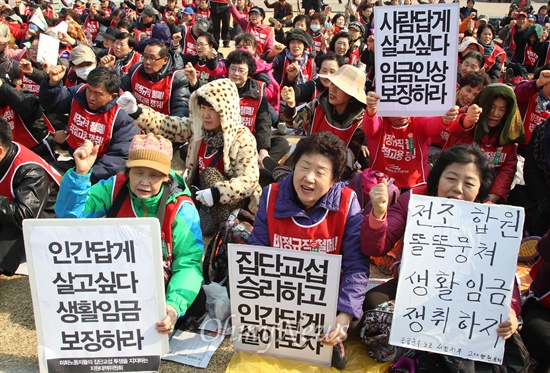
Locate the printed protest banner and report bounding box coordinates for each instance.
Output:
[375,3,459,116]
[229,244,341,366]
[23,218,168,373]
[390,194,524,363]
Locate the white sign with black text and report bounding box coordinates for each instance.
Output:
[375,3,459,117]
[390,194,524,363]
[229,244,341,366]
[23,218,168,373]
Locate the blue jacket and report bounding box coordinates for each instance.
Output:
[249,174,370,319]
[39,79,141,183]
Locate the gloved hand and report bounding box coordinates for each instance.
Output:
[196,188,214,207]
[117,91,138,114]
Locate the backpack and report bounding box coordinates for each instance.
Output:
[202,208,255,293]
[360,300,415,363]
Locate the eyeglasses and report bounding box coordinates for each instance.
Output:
[196,43,209,48]
[142,55,164,63]
[229,66,248,75]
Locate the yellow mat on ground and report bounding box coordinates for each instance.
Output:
[225,338,392,373]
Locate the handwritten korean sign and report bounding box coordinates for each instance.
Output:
[390,195,524,363]
[229,244,341,366]
[375,3,459,117]
[23,218,168,373]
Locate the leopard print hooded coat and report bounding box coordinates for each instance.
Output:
[130,78,261,213]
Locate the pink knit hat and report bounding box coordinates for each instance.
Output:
[126,133,173,175]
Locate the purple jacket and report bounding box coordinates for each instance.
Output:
[248,175,370,320]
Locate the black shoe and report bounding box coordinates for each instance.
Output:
[223,40,230,48]
[331,341,347,370]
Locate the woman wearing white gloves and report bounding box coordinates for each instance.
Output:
[118,79,261,234]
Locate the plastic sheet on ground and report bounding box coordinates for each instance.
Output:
[225,337,393,373]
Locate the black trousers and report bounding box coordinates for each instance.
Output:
[0,224,25,276]
[210,9,230,45]
[521,298,550,372]
[362,277,398,311]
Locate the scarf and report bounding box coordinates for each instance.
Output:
[471,83,525,146]
[203,129,224,157]
[536,89,550,113]
[477,38,495,57]
[114,51,134,77]
[284,49,309,84]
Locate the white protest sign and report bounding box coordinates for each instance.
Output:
[390,194,524,364]
[52,21,69,35]
[229,244,341,366]
[37,33,60,67]
[374,4,459,117]
[23,218,169,373]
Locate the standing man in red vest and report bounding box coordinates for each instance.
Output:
[121,40,190,117]
[39,66,140,183]
[0,116,61,277]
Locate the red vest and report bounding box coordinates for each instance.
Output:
[348,47,361,67]
[266,183,352,254]
[73,5,86,15]
[309,32,323,55]
[197,140,224,174]
[247,24,272,55]
[183,26,198,56]
[20,71,40,96]
[163,7,178,23]
[130,66,173,114]
[83,16,99,41]
[369,120,425,188]
[310,103,360,146]
[522,94,550,145]
[0,106,44,149]
[66,85,118,157]
[484,45,506,72]
[111,174,193,263]
[196,8,210,19]
[115,50,142,75]
[522,44,538,68]
[0,142,61,201]
[281,56,314,85]
[101,6,112,18]
[194,61,212,85]
[239,80,265,134]
[235,5,250,24]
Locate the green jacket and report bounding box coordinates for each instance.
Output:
[55,169,204,316]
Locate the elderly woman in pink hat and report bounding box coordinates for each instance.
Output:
[55,133,204,335]
[281,64,367,167]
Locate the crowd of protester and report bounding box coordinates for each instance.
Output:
[0,0,549,370]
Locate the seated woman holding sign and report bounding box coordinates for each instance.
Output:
[248,131,370,369]
[54,134,204,334]
[361,145,529,369]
